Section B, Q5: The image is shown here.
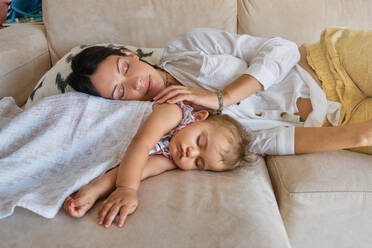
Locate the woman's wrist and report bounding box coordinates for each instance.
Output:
[216,90,224,114]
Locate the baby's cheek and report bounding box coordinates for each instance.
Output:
[174,160,192,171]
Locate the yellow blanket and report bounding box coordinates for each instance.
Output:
[305,28,372,154]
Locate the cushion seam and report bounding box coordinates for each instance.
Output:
[290,190,372,195]
[271,156,291,194]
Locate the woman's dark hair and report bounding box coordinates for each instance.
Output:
[66,46,126,96]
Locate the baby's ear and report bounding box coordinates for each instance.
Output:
[193,110,209,121]
[120,49,139,60]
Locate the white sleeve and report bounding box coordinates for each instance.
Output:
[166,28,300,89]
[249,126,295,155]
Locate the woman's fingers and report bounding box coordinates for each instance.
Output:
[154,86,218,109]
[158,91,191,104]
[155,88,190,103]
[153,85,183,101]
[165,94,193,104]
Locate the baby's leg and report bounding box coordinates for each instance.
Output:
[63,166,118,218]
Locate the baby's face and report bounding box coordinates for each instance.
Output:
[169,120,232,172]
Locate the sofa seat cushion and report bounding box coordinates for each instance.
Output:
[1,158,290,248]
[267,150,372,248]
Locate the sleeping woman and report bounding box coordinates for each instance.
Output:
[67,27,372,156]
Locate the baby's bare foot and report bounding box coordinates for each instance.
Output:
[63,183,101,218]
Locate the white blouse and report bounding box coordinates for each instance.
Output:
[160,28,340,155]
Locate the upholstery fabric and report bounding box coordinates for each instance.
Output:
[267,150,372,248]
[43,0,237,63]
[0,24,50,106]
[1,158,291,248]
[238,0,372,45]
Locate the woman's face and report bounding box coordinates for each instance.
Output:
[90,51,166,101]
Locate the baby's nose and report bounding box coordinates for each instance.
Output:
[186,146,199,158]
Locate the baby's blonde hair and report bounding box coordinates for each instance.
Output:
[205,114,257,170]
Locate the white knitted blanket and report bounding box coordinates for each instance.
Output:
[0,93,152,219]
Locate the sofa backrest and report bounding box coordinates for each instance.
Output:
[238,0,372,45]
[43,0,372,63]
[43,0,237,63]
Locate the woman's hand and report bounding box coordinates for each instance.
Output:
[153,86,219,110]
[97,186,138,228]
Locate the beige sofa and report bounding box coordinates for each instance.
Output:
[0,1,371,247]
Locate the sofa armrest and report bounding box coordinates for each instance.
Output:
[0,24,51,106]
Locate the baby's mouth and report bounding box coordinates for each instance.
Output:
[178,145,184,159]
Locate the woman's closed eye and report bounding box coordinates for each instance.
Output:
[112,61,130,99]
[113,59,130,99]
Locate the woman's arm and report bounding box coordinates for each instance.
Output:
[155,28,300,109]
[155,74,263,110]
[294,120,372,154]
[97,103,182,228]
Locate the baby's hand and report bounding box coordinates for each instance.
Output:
[97,186,138,228]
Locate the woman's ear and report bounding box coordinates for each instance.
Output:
[120,49,139,60]
[193,110,209,121]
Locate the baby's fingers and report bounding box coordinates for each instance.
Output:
[98,201,113,225]
[103,204,122,228]
[117,204,137,228]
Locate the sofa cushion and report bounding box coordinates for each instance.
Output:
[267,150,372,248]
[0,24,50,106]
[24,44,164,109]
[238,0,372,45]
[0,158,291,248]
[43,0,237,64]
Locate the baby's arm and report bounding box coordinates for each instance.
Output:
[98,103,182,228]
[142,155,177,180]
[63,155,176,219]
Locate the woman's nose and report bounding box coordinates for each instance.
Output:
[134,77,142,91]
[186,146,199,158]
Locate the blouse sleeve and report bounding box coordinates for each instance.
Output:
[166,28,300,90]
[250,126,295,155]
